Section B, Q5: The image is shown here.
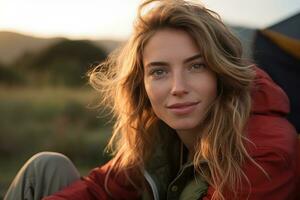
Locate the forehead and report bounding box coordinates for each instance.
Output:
[142,28,201,63]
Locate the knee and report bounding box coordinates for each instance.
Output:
[30,152,71,165]
[27,152,75,174]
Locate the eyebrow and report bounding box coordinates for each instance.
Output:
[145,53,203,68]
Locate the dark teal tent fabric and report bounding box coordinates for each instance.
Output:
[253,13,300,132]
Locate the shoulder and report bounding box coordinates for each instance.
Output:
[246,114,298,165]
[234,114,300,199]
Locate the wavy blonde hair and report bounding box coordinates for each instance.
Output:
[89,0,260,199]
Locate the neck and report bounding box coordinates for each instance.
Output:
[176,128,200,158]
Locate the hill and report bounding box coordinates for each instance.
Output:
[0,31,64,65]
[0,31,123,65]
[14,39,108,87]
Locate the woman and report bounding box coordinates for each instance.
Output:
[5,0,299,199]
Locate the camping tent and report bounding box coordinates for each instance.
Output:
[253,13,300,133]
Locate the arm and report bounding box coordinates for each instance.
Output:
[43,161,140,200]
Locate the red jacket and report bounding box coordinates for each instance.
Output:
[203,67,300,199]
[44,67,299,200]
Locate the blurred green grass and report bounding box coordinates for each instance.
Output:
[0,86,113,198]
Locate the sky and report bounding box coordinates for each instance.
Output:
[0,0,300,40]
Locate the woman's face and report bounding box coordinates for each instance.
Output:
[143,29,217,132]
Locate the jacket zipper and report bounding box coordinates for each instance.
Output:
[144,170,159,200]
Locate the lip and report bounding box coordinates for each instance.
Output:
[167,101,200,115]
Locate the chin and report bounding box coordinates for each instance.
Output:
[167,120,201,132]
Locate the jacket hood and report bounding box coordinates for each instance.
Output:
[251,67,290,116]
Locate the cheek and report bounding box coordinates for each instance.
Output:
[144,81,167,110]
[196,74,218,101]
[205,82,218,101]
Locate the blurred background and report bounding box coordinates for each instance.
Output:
[0,0,299,198]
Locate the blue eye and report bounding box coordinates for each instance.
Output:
[190,63,205,71]
[149,68,167,79]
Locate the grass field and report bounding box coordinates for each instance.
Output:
[0,86,113,197]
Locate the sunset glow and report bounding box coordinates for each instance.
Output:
[0,0,299,39]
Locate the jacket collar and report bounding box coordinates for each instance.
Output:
[251,66,290,116]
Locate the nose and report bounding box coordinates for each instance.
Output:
[170,71,188,96]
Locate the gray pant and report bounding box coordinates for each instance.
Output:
[4,152,80,200]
